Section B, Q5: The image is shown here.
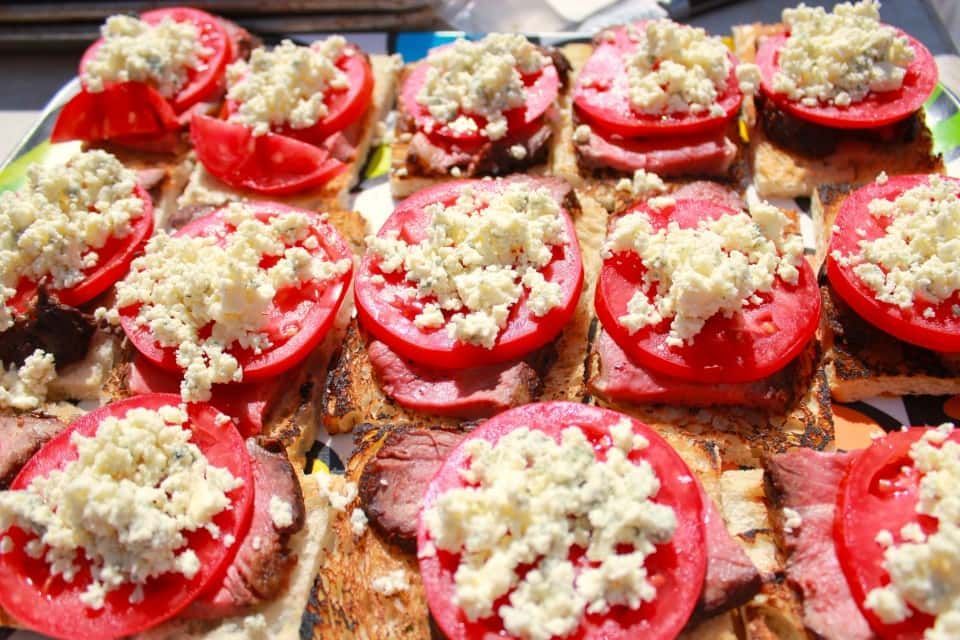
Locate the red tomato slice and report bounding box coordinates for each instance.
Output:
[757,31,937,130]
[190,114,346,195]
[51,83,180,144]
[835,427,954,640]
[418,401,706,640]
[78,7,231,114]
[573,23,743,138]
[243,45,374,146]
[0,393,254,640]
[596,198,820,384]
[399,42,560,144]
[354,179,583,370]
[119,202,352,382]
[10,185,154,313]
[826,174,960,353]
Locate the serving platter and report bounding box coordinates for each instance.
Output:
[3,28,960,639]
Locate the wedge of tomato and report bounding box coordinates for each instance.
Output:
[757,30,937,129]
[596,198,820,384]
[119,202,352,382]
[826,174,960,353]
[418,401,706,640]
[835,427,957,640]
[400,41,560,144]
[8,185,154,315]
[573,22,743,138]
[0,394,254,640]
[354,178,583,369]
[190,114,347,195]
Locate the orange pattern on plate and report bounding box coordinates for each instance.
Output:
[833,405,886,451]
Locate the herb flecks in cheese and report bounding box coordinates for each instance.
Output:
[606,197,803,346]
[82,15,210,96]
[227,38,349,136]
[114,203,350,402]
[625,20,732,116]
[367,183,567,348]
[424,425,676,640]
[0,405,241,610]
[0,349,56,411]
[844,176,960,310]
[865,424,960,638]
[416,34,547,141]
[772,1,915,107]
[0,150,144,331]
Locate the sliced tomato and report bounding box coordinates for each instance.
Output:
[190,114,346,195]
[400,42,560,144]
[757,31,937,129]
[254,45,374,146]
[0,394,254,640]
[826,174,960,353]
[51,83,180,144]
[354,179,583,369]
[573,23,743,138]
[119,202,352,382]
[79,7,231,114]
[418,401,706,640]
[596,198,820,384]
[835,427,955,639]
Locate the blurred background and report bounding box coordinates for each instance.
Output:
[0,0,958,157]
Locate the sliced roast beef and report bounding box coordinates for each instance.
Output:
[0,291,95,369]
[358,427,467,552]
[672,181,745,212]
[766,448,875,640]
[589,330,796,411]
[184,438,305,619]
[367,339,543,419]
[576,126,737,177]
[0,414,67,489]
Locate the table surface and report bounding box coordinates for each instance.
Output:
[0,0,956,158]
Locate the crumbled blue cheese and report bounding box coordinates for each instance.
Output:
[423,424,676,640]
[572,124,592,145]
[625,20,731,115]
[366,183,568,348]
[371,569,409,596]
[416,34,547,141]
[350,507,368,538]
[614,169,667,199]
[81,15,210,96]
[0,150,144,332]
[771,1,915,107]
[840,176,960,310]
[783,507,802,533]
[0,404,242,610]
[865,424,960,638]
[227,38,349,136]
[113,203,351,402]
[269,496,295,528]
[605,197,803,346]
[0,349,56,411]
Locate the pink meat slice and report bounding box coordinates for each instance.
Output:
[766,448,875,640]
[576,127,737,177]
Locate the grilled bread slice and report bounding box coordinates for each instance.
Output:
[733,23,943,200]
[178,53,401,213]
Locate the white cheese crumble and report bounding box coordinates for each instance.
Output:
[865,424,960,638]
[227,37,349,136]
[350,507,368,538]
[0,150,144,331]
[614,169,667,199]
[736,62,762,95]
[572,124,592,145]
[0,405,242,610]
[81,15,210,96]
[0,536,11,554]
[269,496,295,529]
[423,424,676,640]
[114,202,351,402]
[783,507,802,533]
[841,176,960,310]
[625,20,732,115]
[771,1,915,107]
[371,569,410,596]
[366,183,568,348]
[605,197,803,346]
[0,349,56,411]
[416,34,548,141]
